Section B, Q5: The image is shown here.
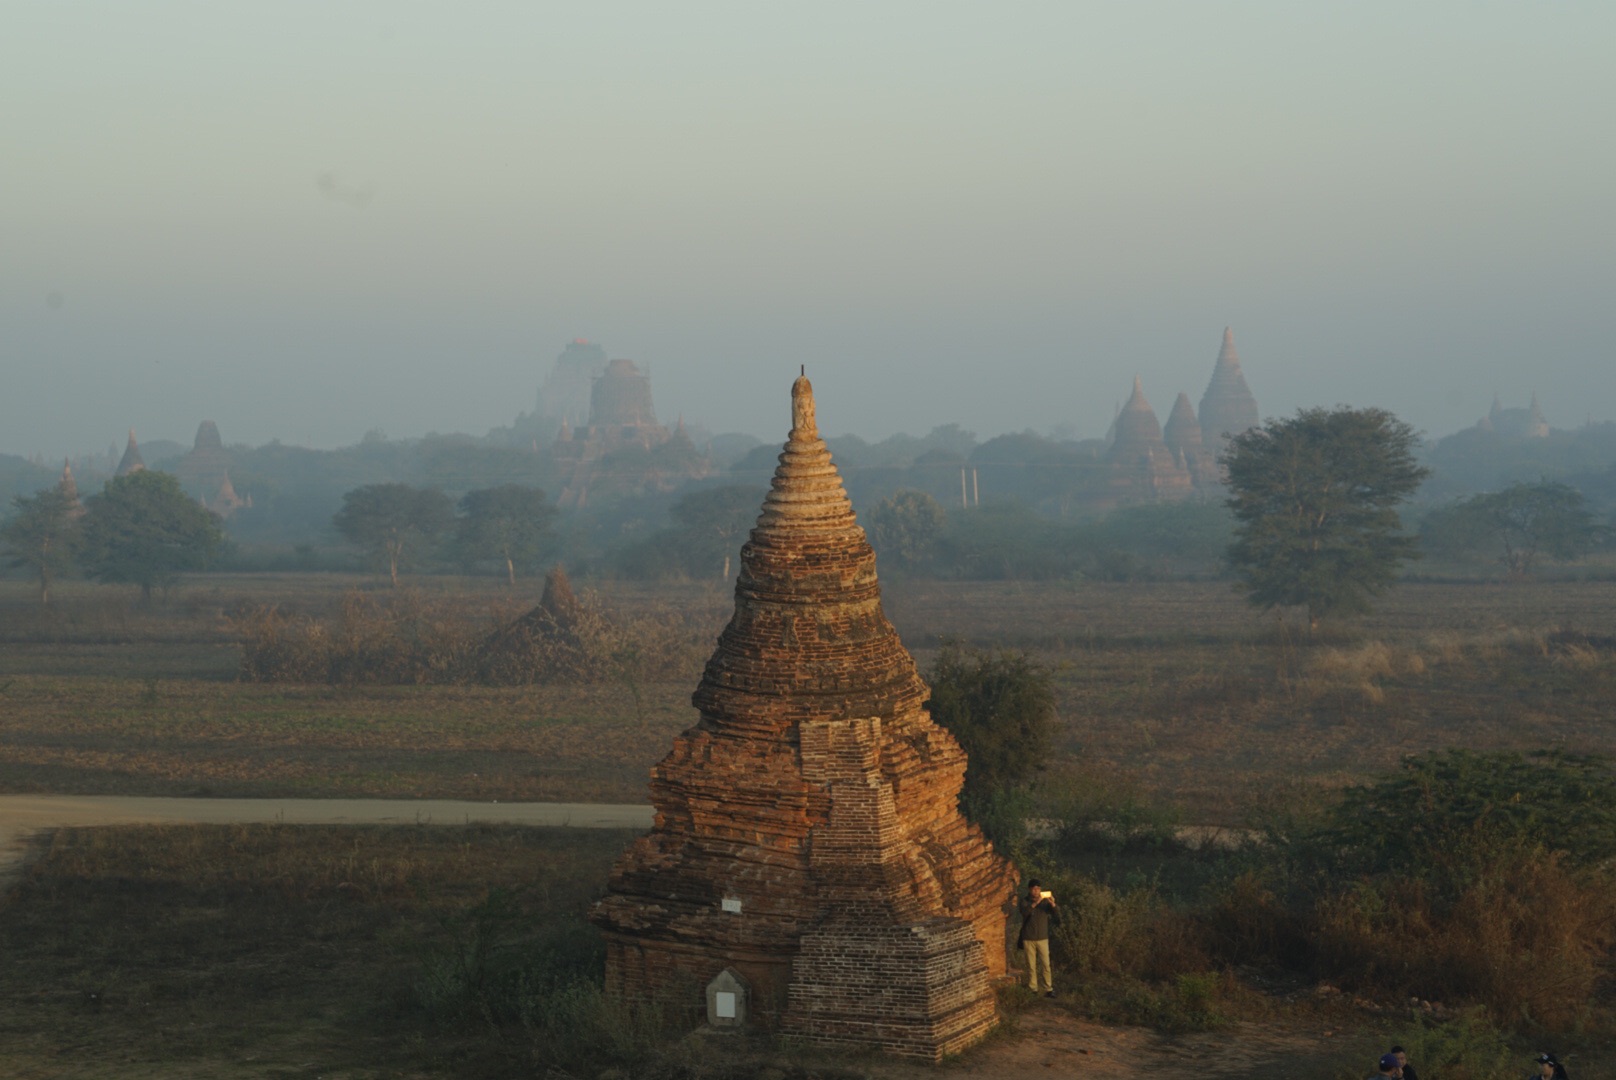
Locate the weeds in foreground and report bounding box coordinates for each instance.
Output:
[409,886,679,1072]
[1332,1010,1517,1080]
[994,751,1616,1039]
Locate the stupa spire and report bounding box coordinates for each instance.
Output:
[1528,392,1549,437]
[58,459,85,515]
[1198,327,1260,442]
[1163,392,1203,455]
[1109,375,1168,461]
[116,429,146,476]
[750,375,861,541]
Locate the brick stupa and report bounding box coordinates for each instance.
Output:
[592,375,1017,1060]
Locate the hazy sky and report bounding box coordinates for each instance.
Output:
[5,1,1613,458]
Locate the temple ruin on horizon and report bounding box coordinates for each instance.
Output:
[1475,394,1551,439]
[591,375,1017,1061]
[1104,376,1196,504]
[554,357,709,507]
[170,420,252,517]
[57,460,85,517]
[1097,328,1260,506]
[536,339,609,428]
[115,429,145,476]
[1197,326,1261,445]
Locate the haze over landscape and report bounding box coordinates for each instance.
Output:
[11,7,1616,1075]
[5,1,1614,458]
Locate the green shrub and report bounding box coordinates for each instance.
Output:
[1042,770,1182,853]
[925,642,1056,804]
[1312,749,1616,886]
[1312,845,1616,1029]
[1200,871,1312,970]
[411,888,676,1074]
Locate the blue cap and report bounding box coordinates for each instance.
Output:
[1380,1054,1400,1071]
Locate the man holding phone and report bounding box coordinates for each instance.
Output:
[1017,879,1060,997]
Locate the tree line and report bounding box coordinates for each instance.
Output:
[0,474,559,603]
[6,407,1609,619]
[330,482,557,587]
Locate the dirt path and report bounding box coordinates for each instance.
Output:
[0,794,653,898]
[873,1007,1366,1079]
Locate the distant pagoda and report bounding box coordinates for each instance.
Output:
[1474,394,1551,440]
[58,460,86,517]
[1162,392,1222,489]
[554,358,708,507]
[115,429,145,476]
[1527,393,1550,438]
[592,375,1016,1060]
[174,420,233,498]
[1197,327,1260,444]
[534,339,609,428]
[208,472,250,518]
[1106,377,1193,502]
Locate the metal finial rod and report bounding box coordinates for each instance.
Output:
[800,364,805,377]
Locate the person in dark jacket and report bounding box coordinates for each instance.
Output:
[1016,879,1059,997]
[1536,1052,1571,1079]
[1389,1045,1418,1080]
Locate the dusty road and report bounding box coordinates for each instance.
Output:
[0,794,654,896]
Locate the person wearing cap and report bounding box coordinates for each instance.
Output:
[1389,1045,1418,1080]
[1016,879,1060,998]
[1535,1052,1570,1079]
[1369,1053,1401,1079]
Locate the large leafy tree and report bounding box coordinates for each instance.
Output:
[1422,480,1602,578]
[925,643,1056,806]
[1,488,82,605]
[454,484,557,585]
[332,483,455,586]
[669,485,761,580]
[1223,407,1428,628]
[81,471,225,600]
[869,489,947,571]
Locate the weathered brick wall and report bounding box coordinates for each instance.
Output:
[592,376,1018,1057]
[786,918,997,1061]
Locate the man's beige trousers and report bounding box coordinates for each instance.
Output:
[1022,938,1053,993]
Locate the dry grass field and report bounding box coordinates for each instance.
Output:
[4,575,1615,823]
[0,823,637,1079]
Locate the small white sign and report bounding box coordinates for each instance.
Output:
[721,897,742,914]
[716,991,737,1019]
